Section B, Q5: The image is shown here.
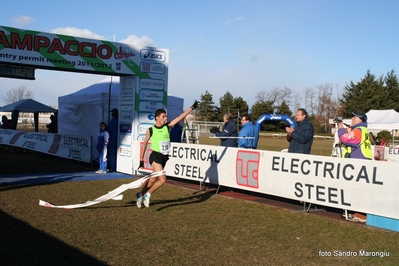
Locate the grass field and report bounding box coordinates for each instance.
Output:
[1,178,398,265]
[1,136,399,265]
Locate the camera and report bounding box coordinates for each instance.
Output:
[333,117,343,124]
[209,126,220,134]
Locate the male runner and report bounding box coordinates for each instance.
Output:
[136,100,199,208]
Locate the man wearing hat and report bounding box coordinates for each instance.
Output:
[337,112,372,160]
[108,108,119,172]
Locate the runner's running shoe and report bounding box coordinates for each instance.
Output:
[136,193,143,208]
[143,193,150,208]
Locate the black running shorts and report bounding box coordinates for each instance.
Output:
[149,151,169,168]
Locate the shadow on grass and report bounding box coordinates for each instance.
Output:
[154,190,214,211]
[0,210,106,266]
[0,173,91,192]
[121,191,214,212]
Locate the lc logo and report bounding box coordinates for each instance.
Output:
[236,150,260,188]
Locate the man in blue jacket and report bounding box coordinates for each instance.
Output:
[238,115,257,149]
[285,108,314,154]
[211,112,238,147]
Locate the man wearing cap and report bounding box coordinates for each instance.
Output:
[338,112,372,160]
[108,108,118,172]
[338,112,372,223]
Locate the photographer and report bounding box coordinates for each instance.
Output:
[338,112,371,223]
[210,112,238,147]
[337,112,372,160]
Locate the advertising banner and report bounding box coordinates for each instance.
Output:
[0,129,91,163]
[0,25,168,77]
[0,25,170,173]
[116,48,169,173]
[126,140,399,220]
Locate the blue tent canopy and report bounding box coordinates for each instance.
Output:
[0,99,56,113]
[0,99,57,132]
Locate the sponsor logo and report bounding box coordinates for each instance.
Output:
[114,46,136,60]
[120,123,132,133]
[139,78,164,90]
[141,49,166,62]
[236,150,260,188]
[139,90,164,101]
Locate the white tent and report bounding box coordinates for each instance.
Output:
[58,76,184,158]
[366,109,399,135]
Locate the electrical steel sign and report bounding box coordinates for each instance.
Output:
[0,25,168,77]
[125,141,399,220]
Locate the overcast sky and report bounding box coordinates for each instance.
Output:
[1,0,398,109]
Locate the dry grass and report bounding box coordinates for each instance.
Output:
[1,135,398,265]
[1,179,398,265]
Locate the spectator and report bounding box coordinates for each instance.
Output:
[1,115,7,129]
[47,114,58,133]
[369,132,376,145]
[1,115,11,129]
[253,123,260,149]
[238,115,257,149]
[285,108,314,154]
[107,108,118,172]
[210,112,238,147]
[170,122,183,143]
[96,122,109,174]
[338,112,372,223]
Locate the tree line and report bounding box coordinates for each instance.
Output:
[4,69,399,133]
[195,70,399,133]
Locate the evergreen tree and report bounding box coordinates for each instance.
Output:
[340,70,384,117]
[384,70,399,111]
[277,101,292,116]
[233,96,249,117]
[276,101,293,132]
[219,91,235,119]
[197,90,219,121]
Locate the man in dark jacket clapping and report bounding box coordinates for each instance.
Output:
[285,108,314,154]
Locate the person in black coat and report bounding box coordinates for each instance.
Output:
[107,108,118,172]
[285,108,314,154]
[211,112,238,147]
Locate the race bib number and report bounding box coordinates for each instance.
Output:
[159,140,170,155]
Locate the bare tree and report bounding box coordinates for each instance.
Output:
[267,87,281,104]
[3,86,35,104]
[255,90,268,102]
[316,83,339,132]
[279,86,292,106]
[292,91,302,112]
[304,87,316,115]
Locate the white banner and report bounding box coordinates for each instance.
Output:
[39,171,165,209]
[124,141,399,220]
[384,146,399,163]
[0,25,169,77]
[0,129,92,163]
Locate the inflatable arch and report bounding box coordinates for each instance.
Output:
[254,114,296,131]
